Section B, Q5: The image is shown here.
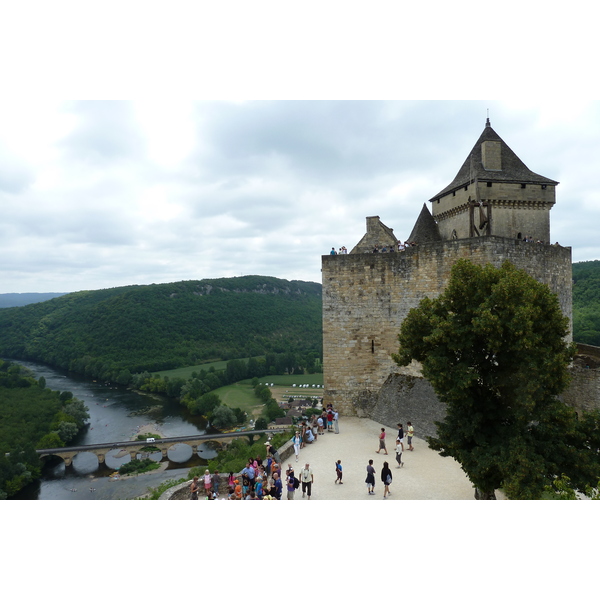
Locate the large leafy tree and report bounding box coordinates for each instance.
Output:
[393,259,600,499]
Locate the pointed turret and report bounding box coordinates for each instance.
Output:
[407,204,441,244]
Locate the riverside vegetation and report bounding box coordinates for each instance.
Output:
[0,359,89,499]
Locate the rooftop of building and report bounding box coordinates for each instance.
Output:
[429,118,559,202]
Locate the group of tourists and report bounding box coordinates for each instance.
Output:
[189,408,416,500]
[330,247,348,255]
[367,422,414,498]
[370,241,418,253]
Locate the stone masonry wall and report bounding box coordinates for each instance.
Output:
[322,236,573,418]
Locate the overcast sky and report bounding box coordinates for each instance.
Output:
[1,99,599,294]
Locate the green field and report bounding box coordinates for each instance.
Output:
[213,382,263,415]
[153,360,231,379]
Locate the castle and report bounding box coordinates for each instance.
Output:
[321,119,577,437]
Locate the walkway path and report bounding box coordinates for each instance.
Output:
[284,417,506,500]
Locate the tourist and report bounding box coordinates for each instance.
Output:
[234,479,243,499]
[203,469,212,494]
[265,440,281,465]
[327,409,334,431]
[211,469,220,496]
[365,459,376,495]
[241,471,250,496]
[292,430,302,462]
[335,459,343,484]
[254,475,264,499]
[228,472,235,489]
[381,461,392,498]
[271,472,283,500]
[300,462,314,499]
[397,423,404,443]
[227,487,236,500]
[317,415,324,435]
[305,427,315,444]
[407,421,414,451]
[333,410,339,434]
[286,466,296,500]
[190,476,200,500]
[330,247,337,255]
[376,427,388,455]
[395,437,404,468]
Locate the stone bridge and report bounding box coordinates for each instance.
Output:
[36,429,286,467]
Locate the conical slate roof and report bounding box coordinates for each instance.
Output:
[407,203,441,243]
[428,119,559,203]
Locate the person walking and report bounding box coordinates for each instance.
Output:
[395,437,404,468]
[376,428,388,455]
[365,459,376,495]
[407,422,414,451]
[397,423,404,444]
[292,431,302,462]
[300,462,314,499]
[335,459,343,484]
[381,461,392,498]
[286,465,296,500]
[333,410,340,434]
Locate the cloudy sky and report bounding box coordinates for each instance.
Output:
[1,99,599,294]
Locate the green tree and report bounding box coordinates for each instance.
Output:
[62,398,89,427]
[211,405,237,430]
[56,421,79,443]
[393,259,600,500]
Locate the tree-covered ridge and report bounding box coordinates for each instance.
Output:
[573,260,600,346]
[0,276,322,381]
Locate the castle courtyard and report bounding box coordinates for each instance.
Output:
[283,416,507,500]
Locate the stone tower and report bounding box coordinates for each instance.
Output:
[430,118,559,243]
[321,120,572,428]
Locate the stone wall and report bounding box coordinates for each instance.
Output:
[322,236,572,417]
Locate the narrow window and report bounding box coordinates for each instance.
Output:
[486,182,492,187]
[521,183,526,189]
[371,340,375,354]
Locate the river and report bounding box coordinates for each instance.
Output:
[9,360,217,500]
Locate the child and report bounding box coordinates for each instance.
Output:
[234,479,243,500]
[254,476,263,499]
[335,459,343,484]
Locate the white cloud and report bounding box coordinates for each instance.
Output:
[1,100,599,293]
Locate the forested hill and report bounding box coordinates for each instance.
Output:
[0,276,322,380]
[573,260,600,346]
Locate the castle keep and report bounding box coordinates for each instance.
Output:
[322,120,573,431]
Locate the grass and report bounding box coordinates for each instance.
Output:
[213,382,263,415]
[152,362,226,379]
[153,357,261,378]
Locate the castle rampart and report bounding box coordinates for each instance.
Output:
[322,236,572,417]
